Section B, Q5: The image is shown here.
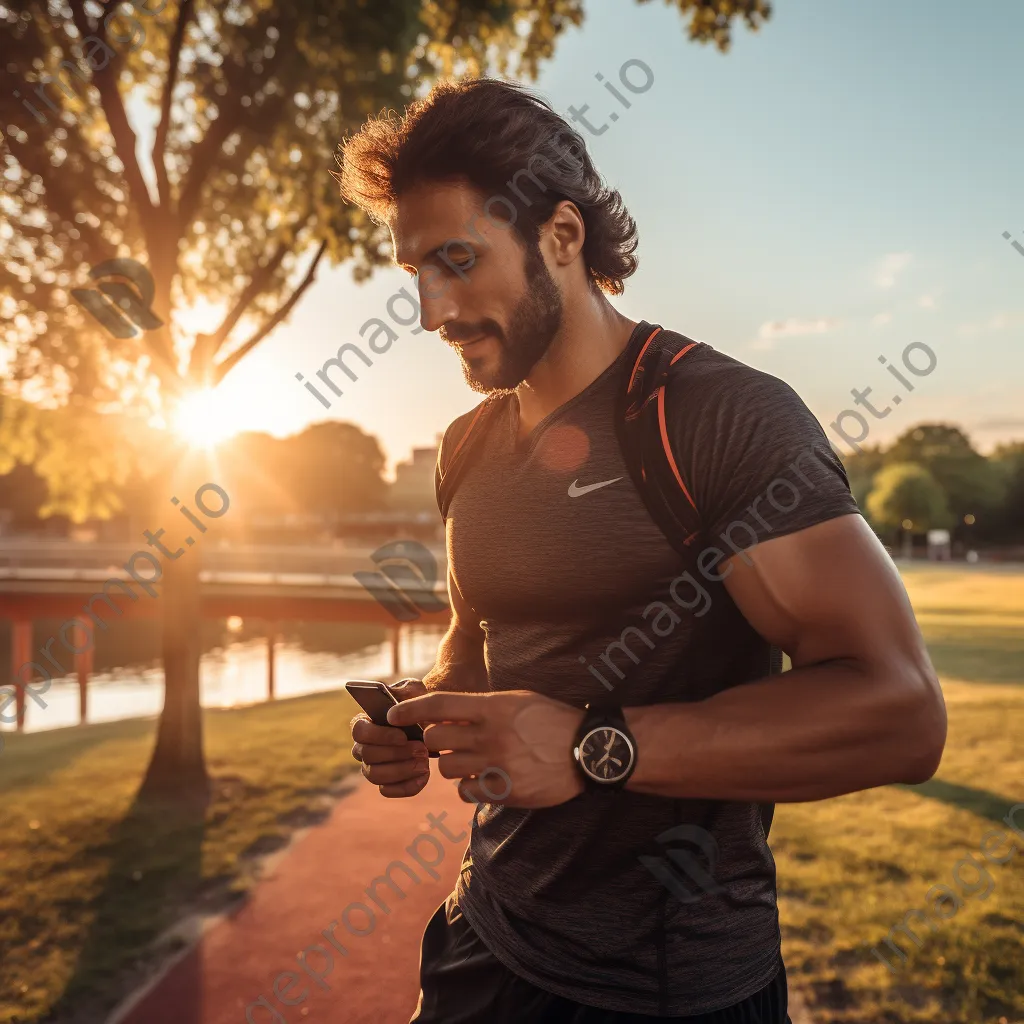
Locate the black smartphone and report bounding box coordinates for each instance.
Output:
[345,679,427,746]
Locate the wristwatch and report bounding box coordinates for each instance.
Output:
[572,703,637,789]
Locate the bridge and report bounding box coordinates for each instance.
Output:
[0,540,452,732]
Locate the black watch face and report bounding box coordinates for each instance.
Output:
[578,725,635,783]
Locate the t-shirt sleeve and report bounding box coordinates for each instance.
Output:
[666,349,862,550]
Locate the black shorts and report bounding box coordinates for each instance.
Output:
[410,895,792,1024]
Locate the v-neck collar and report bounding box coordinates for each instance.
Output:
[506,321,651,455]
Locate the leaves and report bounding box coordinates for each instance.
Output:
[865,462,953,534]
[0,0,772,518]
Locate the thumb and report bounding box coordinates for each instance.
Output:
[388,677,428,702]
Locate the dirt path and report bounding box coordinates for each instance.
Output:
[110,771,814,1023]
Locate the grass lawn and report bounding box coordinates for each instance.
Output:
[0,689,366,1024]
[774,564,1024,1024]
[0,564,1021,1024]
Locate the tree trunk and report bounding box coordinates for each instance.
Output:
[138,452,211,802]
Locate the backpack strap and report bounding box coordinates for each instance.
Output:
[614,322,705,557]
[618,323,783,840]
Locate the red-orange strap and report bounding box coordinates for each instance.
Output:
[669,341,698,366]
[656,385,697,513]
[627,326,662,393]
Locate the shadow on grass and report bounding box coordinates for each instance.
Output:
[46,789,208,1024]
[0,717,156,791]
[897,777,1021,825]
[924,641,1024,687]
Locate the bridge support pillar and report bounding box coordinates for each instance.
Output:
[73,617,92,725]
[11,620,32,732]
[267,624,277,701]
[390,624,402,676]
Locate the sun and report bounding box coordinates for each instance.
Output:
[171,388,241,449]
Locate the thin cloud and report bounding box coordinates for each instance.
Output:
[875,252,912,289]
[752,317,841,350]
[957,311,1024,337]
[871,312,892,327]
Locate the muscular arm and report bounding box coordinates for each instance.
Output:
[421,567,488,693]
[624,514,948,803]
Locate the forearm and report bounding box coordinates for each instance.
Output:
[624,657,945,803]
[421,621,487,692]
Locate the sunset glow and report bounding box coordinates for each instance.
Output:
[172,388,241,449]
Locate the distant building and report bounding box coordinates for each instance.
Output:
[391,440,440,514]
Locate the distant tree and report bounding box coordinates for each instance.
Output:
[866,462,952,559]
[215,422,387,524]
[284,422,387,520]
[885,424,1005,536]
[840,443,886,510]
[988,441,1024,543]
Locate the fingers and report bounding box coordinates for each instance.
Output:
[361,756,430,787]
[352,716,417,748]
[389,678,428,701]
[422,722,481,755]
[352,740,428,765]
[434,753,489,780]
[378,773,431,799]
[387,691,484,727]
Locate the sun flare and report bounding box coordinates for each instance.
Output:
[172,388,241,449]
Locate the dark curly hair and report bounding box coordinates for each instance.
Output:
[336,76,639,296]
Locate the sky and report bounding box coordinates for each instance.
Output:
[174,0,1024,472]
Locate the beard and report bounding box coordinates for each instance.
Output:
[446,240,563,396]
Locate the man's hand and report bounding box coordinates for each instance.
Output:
[350,678,431,798]
[386,689,587,808]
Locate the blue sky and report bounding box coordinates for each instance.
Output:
[213,0,1024,471]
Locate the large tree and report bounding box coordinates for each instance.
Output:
[0,0,771,800]
[866,461,952,559]
[885,424,1006,536]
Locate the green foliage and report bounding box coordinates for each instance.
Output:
[865,461,952,533]
[886,424,1006,528]
[0,394,158,522]
[1,0,770,520]
[989,441,1024,541]
[215,421,388,521]
[841,443,887,510]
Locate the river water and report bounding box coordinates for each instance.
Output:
[0,619,446,735]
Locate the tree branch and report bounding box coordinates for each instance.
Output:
[212,241,328,386]
[177,40,287,228]
[153,0,195,209]
[66,0,156,242]
[191,241,290,378]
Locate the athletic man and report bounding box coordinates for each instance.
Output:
[342,77,947,1023]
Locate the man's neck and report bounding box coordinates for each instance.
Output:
[515,300,638,438]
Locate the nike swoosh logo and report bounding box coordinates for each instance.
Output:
[568,477,623,497]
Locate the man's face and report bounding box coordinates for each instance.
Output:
[390,180,563,394]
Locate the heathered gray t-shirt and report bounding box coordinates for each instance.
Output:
[440,322,860,1016]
